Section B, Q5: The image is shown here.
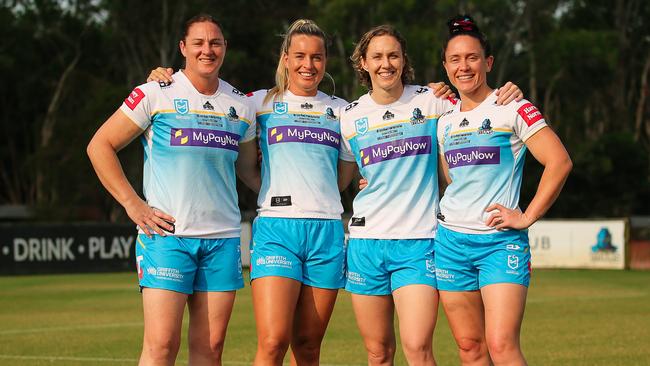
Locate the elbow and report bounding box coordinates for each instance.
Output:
[562,155,573,177]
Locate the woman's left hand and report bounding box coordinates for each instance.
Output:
[485,203,534,230]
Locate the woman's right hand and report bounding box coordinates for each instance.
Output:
[147,67,174,84]
[124,197,176,237]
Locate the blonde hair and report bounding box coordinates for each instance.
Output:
[351,25,414,90]
[264,19,331,105]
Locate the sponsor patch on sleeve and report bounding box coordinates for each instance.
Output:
[517,102,543,126]
[125,87,145,110]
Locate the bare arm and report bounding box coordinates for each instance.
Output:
[87,109,175,236]
[438,154,452,196]
[485,127,572,230]
[338,160,358,192]
[236,139,261,193]
[494,81,524,105]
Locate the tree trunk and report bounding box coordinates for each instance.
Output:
[634,53,650,141]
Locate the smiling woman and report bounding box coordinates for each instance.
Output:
[86,13,260,366]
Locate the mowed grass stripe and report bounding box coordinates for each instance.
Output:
[0,270,649,365]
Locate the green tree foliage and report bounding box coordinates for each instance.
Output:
[1,0,648,220]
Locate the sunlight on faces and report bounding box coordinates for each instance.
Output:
[361,35,405,94]
[443,35,493,97]
[284,34,326,97]
[180,21,227,78]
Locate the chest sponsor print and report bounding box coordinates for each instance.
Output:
[170,128,240,151]
[445,146,500,168]
[268,125,340,148]
[359,135,431,167]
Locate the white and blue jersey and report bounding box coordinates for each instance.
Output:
[120,71,255,238]
[437,91,547,234]
[248,90,353,219]
[340,85,454,239]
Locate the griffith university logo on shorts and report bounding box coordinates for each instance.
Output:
[268,125,340,148]
[445,146,500,169]
[170,128,240,151]
[359,135,431,167]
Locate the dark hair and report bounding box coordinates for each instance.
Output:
[441,15,491,61]
[181,14,223,42]
[351,25,414,89]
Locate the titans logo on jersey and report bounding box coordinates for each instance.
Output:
[248,90,353,219]
[437,91,547,233]
[119,71,256,238]
[340,85,455,239]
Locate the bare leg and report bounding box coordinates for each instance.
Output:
[439,290,490,366]
[288,285,338,366]
[393,285,439,366]
[351,294,396,366]
[187,291,236,366]
[252,277,302,366]
[482,284,528,366]
[139,288,187,366]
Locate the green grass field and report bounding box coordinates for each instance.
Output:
[1,269,649,365]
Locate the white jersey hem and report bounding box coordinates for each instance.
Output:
[257,210,342,220]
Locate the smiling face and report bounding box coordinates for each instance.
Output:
[179,21,226,78]
[361,35,405,94]
[443,34,493,97]
[284,34,326,96]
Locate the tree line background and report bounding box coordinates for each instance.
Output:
[1,0,649,222]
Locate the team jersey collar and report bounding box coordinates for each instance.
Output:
[285,89,325,102]
[175,70,223,98]
[454,89,498,113]
[364,85,412,108]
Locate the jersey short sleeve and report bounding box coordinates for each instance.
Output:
[513,99,547,141]
[120,82,158,129]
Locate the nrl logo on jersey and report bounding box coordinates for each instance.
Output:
[174,99,189,115]
[231,87,245,97]
[202,101,214,111]
[410,108,425,125]
[301,102,313,110]
[325,107,337,120]
[478,118,493,134]
[227,106,239,121]
[382,110,394,120]
[355,117,368,135]
[459,118,470,127]
[273,102,288,114]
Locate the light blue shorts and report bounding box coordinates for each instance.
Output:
[434,225,531,291]
[250,217,346,289]
[345,238,437,295]
[135,234,244,294]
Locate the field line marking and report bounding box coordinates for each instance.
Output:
[0,321,142,335]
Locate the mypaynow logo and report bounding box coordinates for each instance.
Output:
[170,128,240,151]
[360,136,431,166]
[445,146,500,168]
[268,125,340,149]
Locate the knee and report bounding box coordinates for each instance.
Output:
[486,334,520,361]
[258,335,291,359]
[189,335,225,361]
[401,338,432,360]
[366,343,395,366]
[456,337,487,362]
[291,334,322,363]
[143,335,180,362]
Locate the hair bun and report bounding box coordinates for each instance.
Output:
[448,15,479,34]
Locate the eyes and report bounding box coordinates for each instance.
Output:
[292,53,324,62]
[369,53,401,61]
[190,39,225,47]
[448,54,481,64]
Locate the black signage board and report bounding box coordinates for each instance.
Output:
[0,223,137,275]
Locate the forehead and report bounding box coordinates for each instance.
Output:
[446,35,483,55]
[288,34,325,53]
[186,21,224,39]
[366,34,402,53]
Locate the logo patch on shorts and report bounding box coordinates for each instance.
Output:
[507,255,519,270]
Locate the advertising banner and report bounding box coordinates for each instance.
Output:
[529,219,628,269]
